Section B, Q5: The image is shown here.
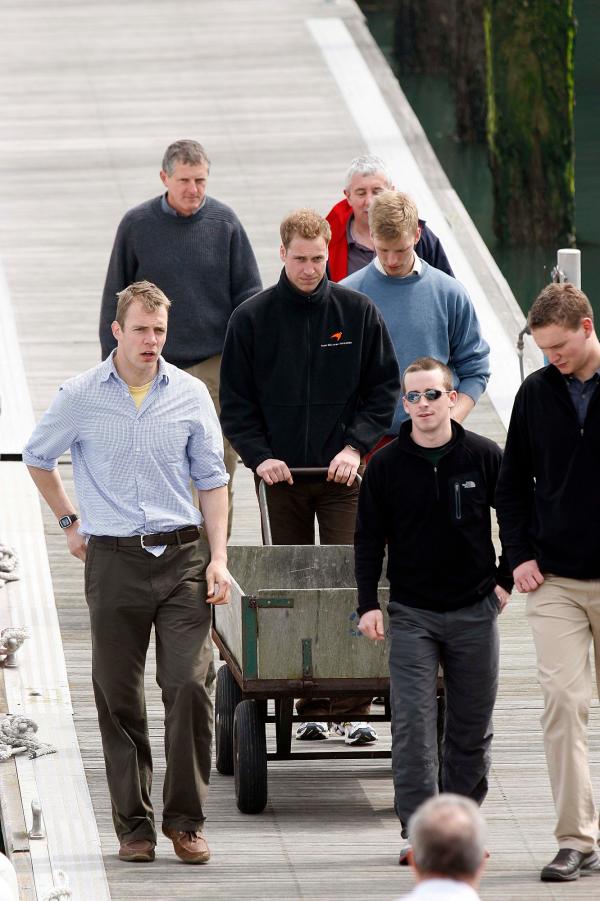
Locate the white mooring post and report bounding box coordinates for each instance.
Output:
[555,248,582,288]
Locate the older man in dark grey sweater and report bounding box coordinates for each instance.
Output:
[99,140,262,532]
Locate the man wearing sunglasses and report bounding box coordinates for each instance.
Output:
[355,356,512,864]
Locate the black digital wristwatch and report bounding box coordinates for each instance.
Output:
[58,513,79,529]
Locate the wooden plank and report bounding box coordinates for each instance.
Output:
[0,466,111,900]
[0,671,35,897]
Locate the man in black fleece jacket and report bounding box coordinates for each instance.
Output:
[355,357,511,861]
[496,283,600,883]
[99,139,262,533]
[220,208,399,743]
[220,208,399,544]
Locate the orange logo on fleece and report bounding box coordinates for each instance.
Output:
[330,332,343,342]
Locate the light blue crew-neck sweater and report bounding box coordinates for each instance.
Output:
[341,261,490,432]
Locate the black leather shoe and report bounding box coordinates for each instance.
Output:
[540,848,600,881]
[398,844,412,866]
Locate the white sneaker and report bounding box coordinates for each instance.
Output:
[330,722,378,745]
[295,721,329,741]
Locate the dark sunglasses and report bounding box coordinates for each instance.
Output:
[404,389,451,404]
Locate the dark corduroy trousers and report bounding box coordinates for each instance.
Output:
[255,475,360,545]
[85,537,213,843]
[255,476,369,717]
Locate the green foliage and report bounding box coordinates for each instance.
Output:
[484,0,576,244]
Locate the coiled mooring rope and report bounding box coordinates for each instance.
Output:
[43,870,72,900]
[0,544,19,588]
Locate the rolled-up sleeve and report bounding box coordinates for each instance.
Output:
[22,388,78,470]
[188,385,230,491]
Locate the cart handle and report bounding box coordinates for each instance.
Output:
[257,467,362,546]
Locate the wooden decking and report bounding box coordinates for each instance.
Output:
[1,1,599,899]
[30,469,600,901]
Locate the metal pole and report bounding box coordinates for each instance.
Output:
[257,480,272,546]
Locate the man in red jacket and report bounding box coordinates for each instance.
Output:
[326,154,453,282]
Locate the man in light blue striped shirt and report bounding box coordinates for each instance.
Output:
[24,281,230,865]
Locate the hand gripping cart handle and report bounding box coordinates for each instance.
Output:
[257,467,362,546]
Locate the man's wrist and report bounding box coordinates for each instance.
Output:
[58,512,79,530]
[357,602,381,617]
[209,552,228,565]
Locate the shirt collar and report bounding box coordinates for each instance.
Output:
[161,192,207,219]
[346,214,372,251]
[564,367,600,385]
[374,254,422,278]
[99,350,170,385]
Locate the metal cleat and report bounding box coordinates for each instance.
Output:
[0,627,29,667]
[28,799,45,839]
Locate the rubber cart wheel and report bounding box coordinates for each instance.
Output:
[233,700,268,814]
[215,664,242,775]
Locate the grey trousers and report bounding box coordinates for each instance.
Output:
[389,593,500,835]
[85,538,214,843]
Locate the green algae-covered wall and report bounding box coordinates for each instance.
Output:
[484,0,576,245]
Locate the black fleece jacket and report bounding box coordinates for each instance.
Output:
[355,420,512,615]
[219,271,400,471]
[496,363,600,578]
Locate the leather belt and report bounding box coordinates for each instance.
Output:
[91,526,201,548]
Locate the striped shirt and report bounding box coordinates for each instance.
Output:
[23,353,228,537]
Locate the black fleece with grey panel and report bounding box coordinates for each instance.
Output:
[219,270,400,471]
[355,420,513,615]
[496,362,600,577]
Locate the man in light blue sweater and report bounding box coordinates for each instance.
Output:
[341,192,490,444]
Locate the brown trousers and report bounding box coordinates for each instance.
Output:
[256,475,359,545]
[85,537,213,843]
[186,354,238,537]
[256,476,369,718]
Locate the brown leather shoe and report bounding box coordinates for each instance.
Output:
[118,838,155,862]
[162,825,210,864]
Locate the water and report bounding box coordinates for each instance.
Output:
[360,1,600,316]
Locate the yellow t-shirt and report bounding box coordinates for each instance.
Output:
[128,381,153,409]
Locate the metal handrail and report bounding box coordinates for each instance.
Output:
[257,466,362,545]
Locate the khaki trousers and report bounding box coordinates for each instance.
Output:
[186,354,238,537]
[527,574,600,851]
[85,538,213,843]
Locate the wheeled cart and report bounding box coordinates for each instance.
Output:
[212,542,392,814]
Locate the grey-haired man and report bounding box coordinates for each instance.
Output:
[99,139,262,532]
[326,154,453,282]
[397,795,486,900]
